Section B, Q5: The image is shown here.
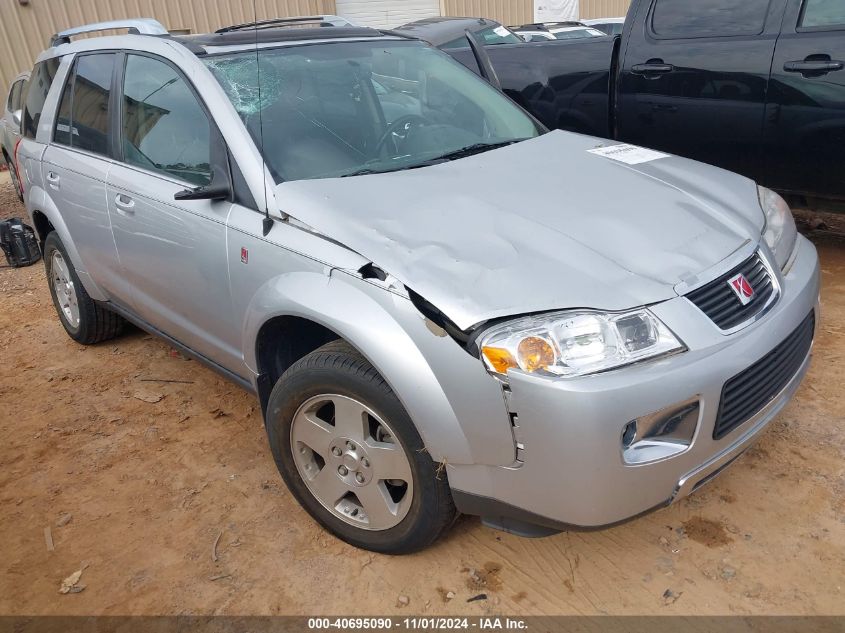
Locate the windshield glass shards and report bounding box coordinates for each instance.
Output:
[205,40,541,182]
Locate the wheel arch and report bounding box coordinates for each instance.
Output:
[242,271,483,465]
[30,209,54,245]
[25,185,109,301]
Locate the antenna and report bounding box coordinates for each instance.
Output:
[253,0,273,237]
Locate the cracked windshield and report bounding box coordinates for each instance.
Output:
[205,40,540,181]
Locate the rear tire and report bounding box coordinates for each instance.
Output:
[6,156,23,202]
[265,340,456,554]
[43,232,124,344]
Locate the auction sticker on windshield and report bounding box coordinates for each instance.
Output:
[588,144,670,165]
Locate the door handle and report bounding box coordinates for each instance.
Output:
[784,56,844,77]
[46,171,60,189]
[632,61,675,78]
[114,193,135,214]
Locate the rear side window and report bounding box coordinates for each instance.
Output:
[800,0,845,28]
[652,0,772,38]
[120,54,212,186]
[54,54,116,156]
[22,58,60,139]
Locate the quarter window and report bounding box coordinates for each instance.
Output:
[652,0,772,38]
[22,58,60,139]
[800,0,845,28]
[54,68,74,146]
[121,55,212,186]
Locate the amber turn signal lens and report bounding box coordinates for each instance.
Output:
[481,346,517,374]
[517,337,556,373]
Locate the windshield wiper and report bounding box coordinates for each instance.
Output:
[429,139,525,162]
[339,140,527,178]
[340,162,444,178]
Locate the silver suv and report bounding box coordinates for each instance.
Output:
[18,17,820,553]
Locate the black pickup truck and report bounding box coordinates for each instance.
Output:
[433,0,845,202]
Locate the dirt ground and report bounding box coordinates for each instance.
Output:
[1,172,843,616]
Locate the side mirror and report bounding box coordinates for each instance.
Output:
[174,182,230,201]
[12,109,22,128]
[520,34,531,42]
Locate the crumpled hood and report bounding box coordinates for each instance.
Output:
[278,130,764,330]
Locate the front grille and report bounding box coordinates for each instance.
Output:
[713,311,815,440]
[686,253,775,330]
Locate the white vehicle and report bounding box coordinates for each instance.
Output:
[583,17,625,37]
[514,22,607,41]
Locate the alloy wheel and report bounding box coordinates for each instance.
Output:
[51,250,80,329]
[290,394,414,531]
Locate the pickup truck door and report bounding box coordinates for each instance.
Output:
[616,0,788,181]
[766,0,845,198]
[107,53,242,372]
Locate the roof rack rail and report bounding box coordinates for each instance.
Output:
[509,21,585,31]
[215,15,353,34]
[50,18,168,47]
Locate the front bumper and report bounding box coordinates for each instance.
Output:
[448,235,820,532]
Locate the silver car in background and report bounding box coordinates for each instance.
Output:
[17,17,819,553]
[2,71,29,200]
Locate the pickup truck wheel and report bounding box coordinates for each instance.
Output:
[6,157,23,201]
[265,340,456,554]
[43,232,124,344]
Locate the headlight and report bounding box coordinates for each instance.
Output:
[759,186,797,270]
[479,309,685,379]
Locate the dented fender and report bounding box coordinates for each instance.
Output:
[239,268,516,467]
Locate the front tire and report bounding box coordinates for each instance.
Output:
[265,341,456,554]
[43,232,124,344]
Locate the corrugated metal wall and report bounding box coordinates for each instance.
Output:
[0,0,336,90]
[442,0,629,24]
[441,0,533,27]
[579,0,631,19]
[336,0,440,28]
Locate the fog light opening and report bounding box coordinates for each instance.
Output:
[622,420,637,448]
[621,399,701,466]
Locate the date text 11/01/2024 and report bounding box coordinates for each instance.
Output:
[307,618,528,630]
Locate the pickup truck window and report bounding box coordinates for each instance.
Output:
[800,0,845,28]
[651,0,771,38]
[441,26,523,49]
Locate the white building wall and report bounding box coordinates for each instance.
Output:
[336,0,440,28]
[534,0,579,22]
